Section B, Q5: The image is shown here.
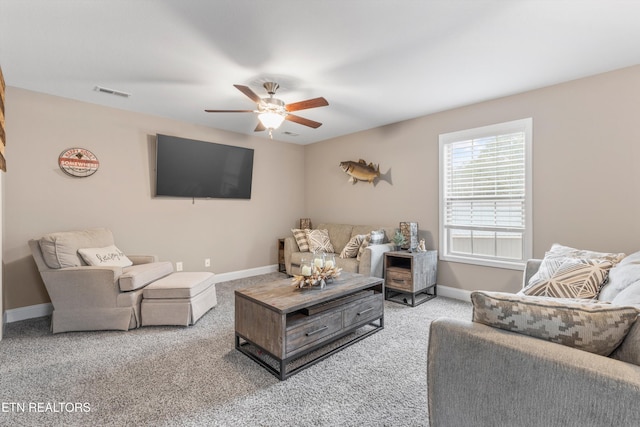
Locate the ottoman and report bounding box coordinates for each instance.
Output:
[141,272,217,326]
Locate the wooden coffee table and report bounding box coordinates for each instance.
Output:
[235,272,384,380]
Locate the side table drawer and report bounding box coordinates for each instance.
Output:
[286,311,343,354]
[386,267,413,291]
[343,294,383,328]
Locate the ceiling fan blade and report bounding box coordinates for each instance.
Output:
[285,97,329,112]
[285,114,322,129]
[254,122,266,132]
[204,109,254,113]
[234,84,262,104]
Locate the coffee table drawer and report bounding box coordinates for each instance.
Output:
[286,311,343,353]
[343,294,383,328]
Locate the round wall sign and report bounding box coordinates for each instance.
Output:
[58,148,100,177]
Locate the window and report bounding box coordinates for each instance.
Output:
[439,118,532,270]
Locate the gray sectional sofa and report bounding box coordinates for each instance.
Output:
[427,251,640,426]
[283,223,396,277]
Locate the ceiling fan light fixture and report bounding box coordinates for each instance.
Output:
[258,111,286,130]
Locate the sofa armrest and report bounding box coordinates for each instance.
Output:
[40,266,124,309]
[284,236,298,275]
[127,254,159,265]
[359,243,394,277]
[427,318,640,427]
[522,258,543,288]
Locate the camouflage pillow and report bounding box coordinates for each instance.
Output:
[471,291,638,356]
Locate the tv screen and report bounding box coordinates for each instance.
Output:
[155,134,254,199]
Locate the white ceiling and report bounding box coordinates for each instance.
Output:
[1,0,639,145]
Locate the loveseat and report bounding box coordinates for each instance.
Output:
[283,223,397,277]
[427,246,640,426]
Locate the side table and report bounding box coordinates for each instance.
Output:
[277,238,286,273]
[384,250,437,306]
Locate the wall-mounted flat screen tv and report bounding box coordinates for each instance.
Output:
[155,134,254,199]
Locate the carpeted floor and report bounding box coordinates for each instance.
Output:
[0,273,472,426]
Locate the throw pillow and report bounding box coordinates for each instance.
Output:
[544,243,626,265]
[598,251,640,302]
[291,228,310,252]
[520,257,613,299]
[340,234,365,259]
[526,244,626,297]
[471,291,638,356]
[78,245,133,267]
[370,230,385,245]
[356,234,372,261]
[305,229,334,253]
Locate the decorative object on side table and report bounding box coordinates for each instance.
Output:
[299,218,312,230]
[292,253,342,289]
[400,222,418,251]
[391,230,407,251]
[416,239,426,252]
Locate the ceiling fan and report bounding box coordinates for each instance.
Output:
[205,82,329,138]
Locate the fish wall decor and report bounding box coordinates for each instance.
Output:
[339,159,392,186]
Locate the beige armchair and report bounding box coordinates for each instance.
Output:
[29,228,173,333]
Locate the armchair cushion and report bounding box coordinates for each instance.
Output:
[78,245,133,267]
[611,320,640,366]
[471,290,638,356]
[119,261,174,292]
[39,228,114,269]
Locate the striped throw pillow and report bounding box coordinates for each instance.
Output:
[291,229,310,252]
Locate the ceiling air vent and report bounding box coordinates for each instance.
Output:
[94,85,131,98]
[282,131,299,136]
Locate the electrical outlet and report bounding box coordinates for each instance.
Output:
[205,258,211,267]
[176,261,183,272]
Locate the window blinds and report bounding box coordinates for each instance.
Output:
[443,131,526,233]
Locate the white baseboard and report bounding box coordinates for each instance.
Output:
[5,302,53,323]
[213,264,279,283]
[436,285,472,302]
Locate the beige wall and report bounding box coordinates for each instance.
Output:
[4,65,640,311]
[305,65,640,293]
[3,87,305,310]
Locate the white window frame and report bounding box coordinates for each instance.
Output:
[439,118,532,270]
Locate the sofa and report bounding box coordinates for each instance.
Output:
[283,223,397,277]
[29,228,174,333]
[427,246,640,426]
